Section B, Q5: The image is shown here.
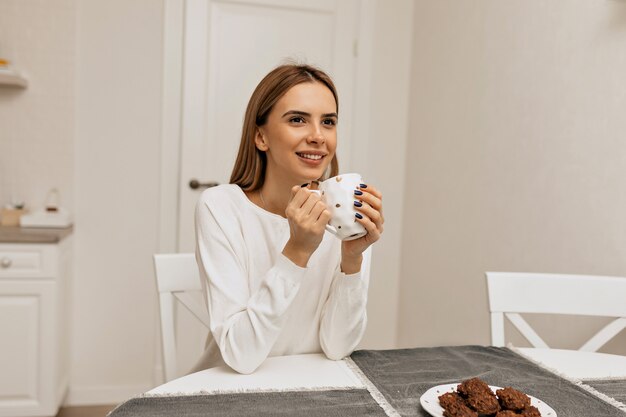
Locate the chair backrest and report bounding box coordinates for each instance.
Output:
[154,253,209,382]
[486,271,626,352]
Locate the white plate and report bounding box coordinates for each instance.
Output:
[420,383,557,417]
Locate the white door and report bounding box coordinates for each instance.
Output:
[177,0,360,251]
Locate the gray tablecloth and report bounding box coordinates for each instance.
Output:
[108,389,387,417]
[351,345,625,417]
[583,379,626,405]
[108,346,625,417]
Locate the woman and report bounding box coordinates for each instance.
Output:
[193,64,384,374]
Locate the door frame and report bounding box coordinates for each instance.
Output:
[158,0,377,254]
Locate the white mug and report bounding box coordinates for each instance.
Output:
[310,173,367,241]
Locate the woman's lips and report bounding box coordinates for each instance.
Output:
[296,152,326,166]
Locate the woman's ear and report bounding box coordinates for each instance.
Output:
[254,128,269,151]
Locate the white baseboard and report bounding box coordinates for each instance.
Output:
[63,383,152,406]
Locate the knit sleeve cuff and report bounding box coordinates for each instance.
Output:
[335,270,363,290]
[275,252,308,285]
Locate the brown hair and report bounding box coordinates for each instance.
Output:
[230,64,339,191]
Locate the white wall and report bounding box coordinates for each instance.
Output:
[70,0,164,404]
[0,0,75,212]
[357,0,413,349]
[398,0,626,354]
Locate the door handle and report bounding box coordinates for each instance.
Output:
[1,257,12,269]
[189,179,219,190]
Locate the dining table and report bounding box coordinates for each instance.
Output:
[107,345,626,417]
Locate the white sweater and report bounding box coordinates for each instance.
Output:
[192,184,371,374]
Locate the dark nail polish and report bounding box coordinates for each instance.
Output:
[359,183,368,189]
[354,190,363,196]
[354,201,362,207]
[355,213,363,219]
[301,183,309,187]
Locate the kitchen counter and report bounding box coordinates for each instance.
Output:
[0,225,73,243]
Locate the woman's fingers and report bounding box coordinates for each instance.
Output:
[305,196,330,231]
[356,185,383,219]
[355,203,384,234]
[287,187,328,232]
[318,208,331,224]
[355,212,381,241]
[354,185,384,232]
[287,187,321,220]
[300,191,322,216]
[289,185,311,208]
[359,183,382,202]
[311,203,330,224]
[355,200,381,223]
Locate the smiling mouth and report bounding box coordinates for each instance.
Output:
[296,152,325,161]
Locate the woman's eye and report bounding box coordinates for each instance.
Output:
[323,119,337,126]
[289,117,305,124]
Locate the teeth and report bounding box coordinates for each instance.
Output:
[299,153,323,160]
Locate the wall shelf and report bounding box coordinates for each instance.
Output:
[0,70,28,88]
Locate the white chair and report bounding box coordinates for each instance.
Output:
[154,253,210,382]
[486,271,626,378]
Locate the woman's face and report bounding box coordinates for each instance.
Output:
[256,81,337,185]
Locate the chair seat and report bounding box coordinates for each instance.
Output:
[516,348,626,380]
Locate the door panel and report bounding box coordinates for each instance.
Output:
[178,0,358,251]
[206,1,335,184]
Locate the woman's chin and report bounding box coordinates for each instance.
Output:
[281,162,330,185]
[302,172,326,183]
[296,168,327,182]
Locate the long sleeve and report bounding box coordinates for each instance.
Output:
[319,247,372,360]
[195,194,306,374]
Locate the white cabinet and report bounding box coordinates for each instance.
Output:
[0,236,72,417]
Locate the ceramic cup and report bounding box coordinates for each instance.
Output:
[309,173,367,241]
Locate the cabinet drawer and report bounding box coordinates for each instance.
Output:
[0,245,56,278]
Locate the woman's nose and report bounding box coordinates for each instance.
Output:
[306,127,325,144]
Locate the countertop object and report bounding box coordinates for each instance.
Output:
[20,208,72,228]
[0,68,28,88]
[0,225,73,243]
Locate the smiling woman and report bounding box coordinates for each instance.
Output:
[230,64,340,191]
[253,82,338,197]
[192,64,384,374]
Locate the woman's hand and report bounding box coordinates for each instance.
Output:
[283,185,332,267]
[341,184,384,274]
